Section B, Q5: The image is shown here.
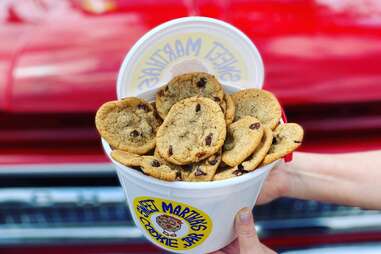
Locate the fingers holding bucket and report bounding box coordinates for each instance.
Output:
[236,208,276,254]
[209,208,275,254]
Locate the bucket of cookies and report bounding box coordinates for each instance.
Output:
[96,17,304,254]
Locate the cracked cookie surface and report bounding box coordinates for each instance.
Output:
[213,163,247,181]
[96,97,161,154]
[180,150,222,182]
[156,72,224,119]
[156,97,226,165]
[261,123,304,166]
[213,127,272,180]
[222,116,264,167]
[111,150,177,181]
[232,88,281,130]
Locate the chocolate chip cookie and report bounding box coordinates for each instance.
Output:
[261,123,304,166]
[241,126,273,171]
[95,97,161,155]
[156,97,226,165]
[222,116,264,167]
[181,150,222,182]
[213,163,248,181]
[111,149,141,167]
[219,97,227,115]
[111,150,177,181]
[213,127,273,180]
[232,88,281,130]
[155,72,224,119]
[224,93,235,125]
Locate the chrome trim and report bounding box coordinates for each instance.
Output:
[1,187,381,246]
[0,163,114,175]
[258,214,381,233]
[0,187,125,204]
[283,243,381,253]
[0,226,143,239]
[0,226,144,245]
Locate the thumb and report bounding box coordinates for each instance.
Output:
[235,208,263,254]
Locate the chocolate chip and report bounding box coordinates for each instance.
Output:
[194,167,207,176]
[130,130,140,137]
[218,162,229,170]
[176,171,182,180]
[151,160,161,167]
[224,134,234,151]
[195,103,201,112]
[165,86,169,92]
[272,137,278,145]
[134,167,144,173]
[196,77,207,88]
[137,104,149,112]
[232,165,245,176]
[249,122,261,130]
[196,152,206,158]
[208,158,218,165]
[181,164,193,171]
[168,145,173,156]
[294,140,302,144]
[213,96,221,102]
[233,169,245,176]
[153,110,161,120]
[205,133,213,146]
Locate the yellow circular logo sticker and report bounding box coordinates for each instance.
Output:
[133,196,212,251]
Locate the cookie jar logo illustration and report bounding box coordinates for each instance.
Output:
[156,214,182,237]
[133,197,212,251]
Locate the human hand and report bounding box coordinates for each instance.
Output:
[256,161,289,205]
[210,208,276,254]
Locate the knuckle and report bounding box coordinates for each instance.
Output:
[238,228,258,239]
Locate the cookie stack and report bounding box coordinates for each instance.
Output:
[95,72,304,182]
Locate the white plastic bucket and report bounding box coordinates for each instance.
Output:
[101,17,275,253]
[102,85,278,254]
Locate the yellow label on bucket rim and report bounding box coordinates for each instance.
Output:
[133,196,212,251]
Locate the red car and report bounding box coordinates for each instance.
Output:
[1,1,381,253]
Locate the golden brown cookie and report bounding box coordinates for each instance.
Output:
[111,149,141,167]
[153,146,162,159]
[156,97,226,165]
[220,97,227,116]
[212,162,247,181]
[224,93,235,125]
[241,127,273,171]
[222,116,264,167]
[95,97,161,155]
[261,123,304,166]
[180,150,222,182]
[154,147,183,179]
[213,127,272,181]
[232,88,281,130]
[139,156,178,181]
[155,72,224,119]
[111,150,177,181]
[150,101,163,121]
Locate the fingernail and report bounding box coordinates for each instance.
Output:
[239,208,251,224]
